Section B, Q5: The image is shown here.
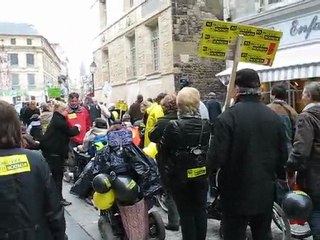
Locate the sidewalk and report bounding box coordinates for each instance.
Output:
[63,182,300,240]
[62,182,221,240]
[65,211,93,240]
[63,183,101,240]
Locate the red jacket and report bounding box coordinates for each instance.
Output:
[66,106,91,144]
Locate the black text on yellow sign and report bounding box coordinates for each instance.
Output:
[0,154,31,176]
[198,19,283,66]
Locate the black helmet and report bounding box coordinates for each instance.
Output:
[112,175,140,205]
[282,190,313,220]
[94,118,108,129]
[92,174,112,194]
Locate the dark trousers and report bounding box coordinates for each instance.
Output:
[165,193,180,227]
[173,192,207,240]
[176,207,207,240]
[222,211,272,240]
[309,199,320,236]
[45,154,64,201]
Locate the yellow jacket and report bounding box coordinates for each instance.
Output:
[144,103,164,147]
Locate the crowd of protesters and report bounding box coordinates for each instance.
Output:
[1,68,320,240]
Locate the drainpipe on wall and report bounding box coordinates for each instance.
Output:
[223,0,231,21]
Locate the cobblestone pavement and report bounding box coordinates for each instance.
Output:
[63,182,311,239]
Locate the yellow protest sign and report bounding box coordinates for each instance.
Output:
[199,19,283,66]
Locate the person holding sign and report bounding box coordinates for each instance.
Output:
[209,69,287,240]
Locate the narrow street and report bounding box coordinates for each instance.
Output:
[63,182,307,240]
[65,212,93,240]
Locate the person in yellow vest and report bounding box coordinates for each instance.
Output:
[144,93,167,147]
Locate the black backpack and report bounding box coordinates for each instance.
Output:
[171,120,209,184]
[88,103,102,122]
[30,125,43,142]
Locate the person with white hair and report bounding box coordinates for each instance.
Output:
[159,87,211,240]
[40,101,81,206]
[287,82,320,239]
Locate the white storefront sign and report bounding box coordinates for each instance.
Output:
[267,11,320,47]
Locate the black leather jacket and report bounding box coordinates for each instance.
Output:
[159,117,210,189]
[0,148,66,240]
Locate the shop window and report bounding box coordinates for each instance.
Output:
[289,80,304,113]
[268,80,304,113]
[260,82,271,105]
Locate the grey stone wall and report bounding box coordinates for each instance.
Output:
[171,0,226,102]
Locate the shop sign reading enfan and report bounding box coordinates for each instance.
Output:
[198,19,283,66]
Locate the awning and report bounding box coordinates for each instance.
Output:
[216,43,320,84]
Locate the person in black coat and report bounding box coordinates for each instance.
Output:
[0,100,66,240]
[149,94,180,231]
[209,69,288,240]
[23,100,40,126]
[204,92,222,130]
[40,101,80,206]
[159,87,211,240]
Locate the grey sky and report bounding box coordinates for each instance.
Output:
[0,0,99,79]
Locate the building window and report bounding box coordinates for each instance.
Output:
[26,54,35,66]
[129,35,137,77]
[268,0,282,3]
[27,39,32,45]
[102,50,110,81]
[151,26,160,71]
[263,0,287,9]
[9,54,18,66]
[27,74,36,90]
[11,74,20,90]
[10,38,16,45]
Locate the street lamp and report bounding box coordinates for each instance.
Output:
[90,60,97,96]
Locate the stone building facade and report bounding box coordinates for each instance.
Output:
[93,0,226,104]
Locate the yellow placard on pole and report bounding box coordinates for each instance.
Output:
[198,19,283,66]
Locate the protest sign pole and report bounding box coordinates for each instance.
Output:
[222,35,243,111]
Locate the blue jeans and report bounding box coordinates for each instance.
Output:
[309,204,320,236]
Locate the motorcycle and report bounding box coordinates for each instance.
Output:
[93,173,166,240]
